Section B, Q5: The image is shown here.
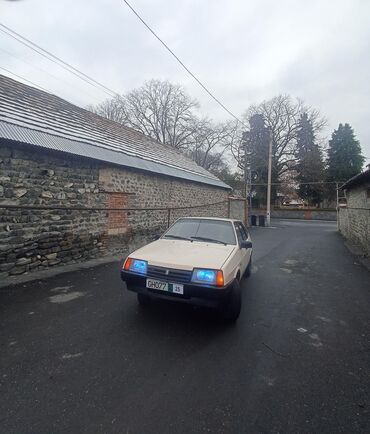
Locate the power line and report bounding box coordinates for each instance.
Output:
[0,66,49,92]
[0,27,105,97]
[0,46,102,103]
[0,65,93,107]
[0,24,116,98]
[251,181,345,186]
[0,23,118,99]
[122,0,247,128]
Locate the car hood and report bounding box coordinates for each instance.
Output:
[131,239,236,270]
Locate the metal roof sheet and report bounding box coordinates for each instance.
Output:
[0,74,231,190]
[340,169,370,190]
[0,121,230,189]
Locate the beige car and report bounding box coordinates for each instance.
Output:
[121,217,252,321]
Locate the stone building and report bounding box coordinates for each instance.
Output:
[339,166,370,256]
[0,75,232,278]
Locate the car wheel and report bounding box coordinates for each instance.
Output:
[220,279,241,322]
[137,293,151,306]
[244,256,252,278]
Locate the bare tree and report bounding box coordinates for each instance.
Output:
[189,119,238,172]
[127,80,199,150]
[231,95,326,179]
[88,80,200,150]
[229,95,326,205]
[87,80,240,174]
[87,95,126,124]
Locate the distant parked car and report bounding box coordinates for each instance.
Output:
[282,200,305,208]
[120,217,252,321]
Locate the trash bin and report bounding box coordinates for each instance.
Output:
[258,215,265,227]
[251,215,257,226]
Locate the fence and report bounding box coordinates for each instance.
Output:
[0,197,246,278]
[0,196,246,227]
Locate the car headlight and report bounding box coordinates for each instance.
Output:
[191,268,224,287]
[123,258,148,275]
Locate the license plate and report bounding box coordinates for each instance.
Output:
[146,279,184,295]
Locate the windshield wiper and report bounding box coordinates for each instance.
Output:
[163,234,192,241]
[191,236,227,245]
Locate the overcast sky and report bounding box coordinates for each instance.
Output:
[1,0,369,161]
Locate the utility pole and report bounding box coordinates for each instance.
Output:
[266,129,273,226]
[242,131,251,226]
[336,181,339,230]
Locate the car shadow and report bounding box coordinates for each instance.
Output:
[121,293,239,343]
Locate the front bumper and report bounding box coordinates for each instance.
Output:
[120,270,234,308]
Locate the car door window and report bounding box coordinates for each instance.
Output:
[234,223,246,245]
[239,222,250,240]
[234,222,249,274]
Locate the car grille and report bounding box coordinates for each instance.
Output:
[147,265,192,283]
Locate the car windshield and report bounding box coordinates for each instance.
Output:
[163,219,236,245]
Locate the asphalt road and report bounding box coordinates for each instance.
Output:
[1,220,369,434]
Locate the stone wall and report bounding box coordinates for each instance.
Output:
[97,166,231,251]
[99,166,229,228]
[0,142,107,279]
[339,182,370,256]
[0,141,231,279]
[229,198,246,221]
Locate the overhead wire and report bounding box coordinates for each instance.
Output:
[0,23,118,99]
[251,181,345,186]
[122,2,370,163]
[0,46,102,103]
[0,66,50,92]
[1,17,368,163]
[122,0,247,128]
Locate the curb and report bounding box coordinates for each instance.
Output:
[0,255,122,289]
[343,239,370,273]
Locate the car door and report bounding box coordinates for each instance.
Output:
[240,222,252,265]
[234,222,251,275]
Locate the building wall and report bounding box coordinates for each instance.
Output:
[0,141,230,279]
[98,166,229,233]
[339,181,370,256]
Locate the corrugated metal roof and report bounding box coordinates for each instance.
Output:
[0,121,230,189]
[340,169,370,190]
[0,74,231,190]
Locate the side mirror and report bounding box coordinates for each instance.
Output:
[240,240,252,249]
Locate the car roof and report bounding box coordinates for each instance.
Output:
[176,216,240,223]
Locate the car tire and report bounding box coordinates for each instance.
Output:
[244,256,252,278]
[137,293,151,306]
[220,279,241,322]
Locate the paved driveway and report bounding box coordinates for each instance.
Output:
[1,220,369,434]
